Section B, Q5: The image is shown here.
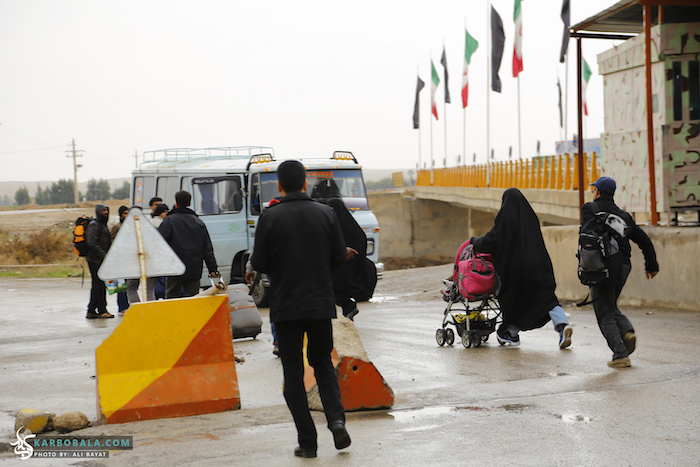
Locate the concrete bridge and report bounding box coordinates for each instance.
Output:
[369,186,700,312]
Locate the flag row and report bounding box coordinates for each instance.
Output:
[413,0,591,129]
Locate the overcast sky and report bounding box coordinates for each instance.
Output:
[0,0,627,183]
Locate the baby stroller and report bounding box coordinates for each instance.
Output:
[436,239,502,348]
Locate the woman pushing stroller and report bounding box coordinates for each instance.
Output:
[471,188,572,348]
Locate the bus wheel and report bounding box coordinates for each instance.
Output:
[252,273,270,308]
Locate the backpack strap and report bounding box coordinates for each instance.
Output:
[576,292,597,307]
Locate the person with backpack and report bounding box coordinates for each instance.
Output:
[471,188,573,349]
[583,177,659,368]
[85,204,114,319]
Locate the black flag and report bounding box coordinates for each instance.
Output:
[413,75,425,129]
[441,47,451,104]
[491,6,505,93]
[557,78,563,127]
[560,0,570,63]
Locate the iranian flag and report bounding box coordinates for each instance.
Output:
[462,28,479,108]
[512,0,523,77]
[583,58,592,116]
[431,60,440,120]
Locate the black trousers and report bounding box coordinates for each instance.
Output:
[591,264,633,360]
[165,277,200,299]
[87,261,107,314]
[275,319,345,450]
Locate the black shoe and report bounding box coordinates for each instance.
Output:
[294,446,317,458]
[86,311,100,319]
[345,307,359,321]
[330,421,351,450]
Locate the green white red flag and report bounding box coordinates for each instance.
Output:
[431,60,440,120]
[583,58,592,116]
[462,28,479,108]
[513,0,523,77]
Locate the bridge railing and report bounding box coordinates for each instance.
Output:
[417,153,598,190]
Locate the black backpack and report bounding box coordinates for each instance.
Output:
[577,202,629,286]
[73,216,94,257]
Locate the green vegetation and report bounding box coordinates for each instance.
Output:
[86,178,111,201]
[112,180,131,200]
[34,179,76,205]
[14,186,30,205]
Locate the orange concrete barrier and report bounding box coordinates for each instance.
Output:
[96,294,240,424]
[304,316,394,412]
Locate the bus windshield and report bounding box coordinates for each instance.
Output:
[258,169,369,210]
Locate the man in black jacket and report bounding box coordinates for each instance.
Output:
[159,191,219,298]
[86,204,114,319]
[252,160,351,458]
[583,177,659,368]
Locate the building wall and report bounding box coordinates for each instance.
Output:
[598,22,700,216]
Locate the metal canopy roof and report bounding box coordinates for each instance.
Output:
[572,0,700,34]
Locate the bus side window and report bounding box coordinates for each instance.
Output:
[250,174,261,215]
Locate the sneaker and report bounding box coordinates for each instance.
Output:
[86,311,101,319]
[608,357,631,368]
[294,446,317,458]
[99,312,114,319]
[623,332,636,355]
[497,331,520,347]
[559,325,573,349]
[272,343,279,356]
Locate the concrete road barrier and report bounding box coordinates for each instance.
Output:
[96,294,240,424]
[304,316,394,411]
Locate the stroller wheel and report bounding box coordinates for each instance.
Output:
[471,332,482,348]
[445,328,455,345]
[436,329,446,346]
[461,332,472,348]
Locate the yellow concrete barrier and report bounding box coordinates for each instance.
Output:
[96,294,240,424]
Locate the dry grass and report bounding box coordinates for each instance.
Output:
[0,226,83,277]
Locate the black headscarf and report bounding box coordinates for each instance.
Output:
[327,198,376,302]
[472,188,558,331]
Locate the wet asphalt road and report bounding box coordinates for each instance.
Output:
[1,267,699,466]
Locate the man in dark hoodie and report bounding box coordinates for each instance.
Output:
[86,204,114,319]
[583,177,659,368]
[159,190,219,298]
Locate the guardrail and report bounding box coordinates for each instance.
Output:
[417,153,598,190]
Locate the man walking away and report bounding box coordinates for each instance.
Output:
[159,191,219,298]
[252,160,351,458]
[86,204,114,319]
[583,177,659,368]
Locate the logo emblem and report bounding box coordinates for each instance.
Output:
[228,223,241,232]
[10,427,35,460]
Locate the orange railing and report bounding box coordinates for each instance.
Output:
[417,153,598,190]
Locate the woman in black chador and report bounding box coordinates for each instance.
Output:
[327,198,377,320]
[472,188,572,348]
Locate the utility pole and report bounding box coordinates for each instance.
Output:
[134,150,139,168]
[66,139,83,204]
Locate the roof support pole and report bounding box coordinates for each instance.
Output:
[576,36,585,222]
[644,4,659,225]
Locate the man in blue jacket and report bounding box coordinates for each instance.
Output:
[159,191,219,298]
[252,160,351,458]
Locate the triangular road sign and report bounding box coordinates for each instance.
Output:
[98,208,185,281]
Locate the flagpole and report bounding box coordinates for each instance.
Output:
[463,18,467,165]
[565,52,569,150]
[430,52,434,184]
[486,0,491,186]
[443,39,447,168]
[418,65,422,170]
[517,75,522,159]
